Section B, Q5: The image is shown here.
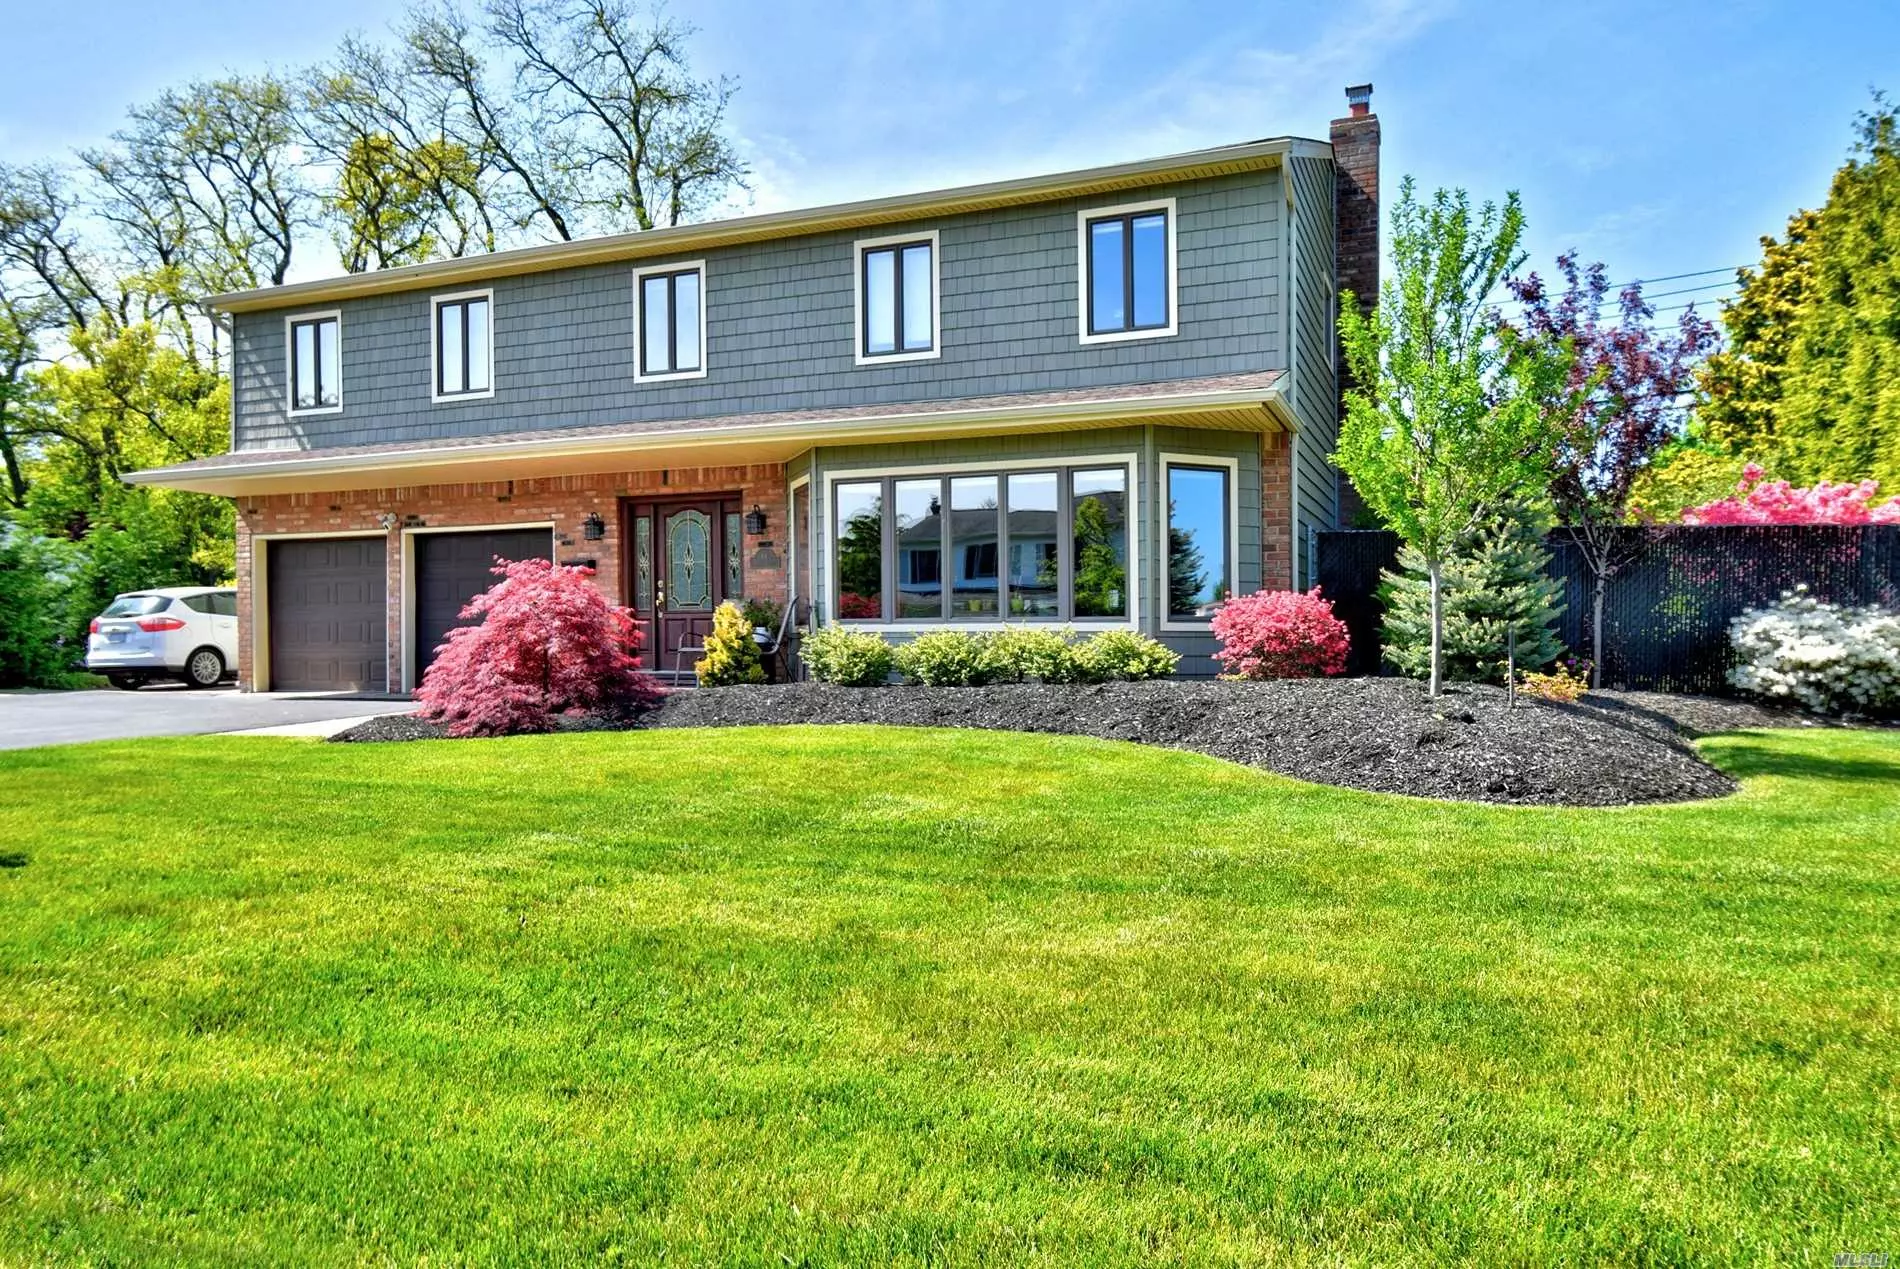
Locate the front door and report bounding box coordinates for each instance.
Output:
[626,497,740,672]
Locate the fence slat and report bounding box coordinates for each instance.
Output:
[1314,525,1900,693]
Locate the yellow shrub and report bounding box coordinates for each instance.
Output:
[1518,665,1589,703]
[695,601,765,686]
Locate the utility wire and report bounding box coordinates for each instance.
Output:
[1486,264,1747,308]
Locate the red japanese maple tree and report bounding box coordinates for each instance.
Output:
[415,557,662,737]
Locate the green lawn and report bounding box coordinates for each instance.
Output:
[0,726,1895,1266]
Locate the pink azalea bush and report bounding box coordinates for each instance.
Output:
[416,557,662,737]
[1682,464,1900,525]
[1211,588,1351,680]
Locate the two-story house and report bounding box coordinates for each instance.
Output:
[132,86,1381,691]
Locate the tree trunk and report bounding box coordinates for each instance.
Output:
[1591,574,1606,689]
[1428,559,1444,698]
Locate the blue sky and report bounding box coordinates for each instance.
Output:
[1,0,1893,309]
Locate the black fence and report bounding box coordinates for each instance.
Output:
[1315,526,1900,693]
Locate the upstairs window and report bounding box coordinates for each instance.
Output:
[432,291,493,400]
[856,232,938,363]
[1080,200,1175,342]
[287,312,340,413]
[634,262,706,380]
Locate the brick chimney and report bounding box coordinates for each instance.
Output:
[1331,83,1380,525]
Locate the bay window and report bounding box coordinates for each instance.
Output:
[830,462,1130,624]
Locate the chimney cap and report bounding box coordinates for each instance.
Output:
[1345,83,1373,116]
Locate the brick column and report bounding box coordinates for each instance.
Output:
[1332,85,1380,527]
[1261,431,1293,591]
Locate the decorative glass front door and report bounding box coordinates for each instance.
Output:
[666,509,714,611]
[626,496,741,672]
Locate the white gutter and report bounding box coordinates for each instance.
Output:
[125,383,1288,488]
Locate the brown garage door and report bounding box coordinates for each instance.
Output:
[414,529,553,682]
[268,537,388,692]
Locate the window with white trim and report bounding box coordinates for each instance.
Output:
[1080,200,1175,342]
[287,313,340,413]
[433,292,492,399]
[634,263,705,379]
[856,233,938,361]
[832,463,1129,624]
[1165,462,1231,619]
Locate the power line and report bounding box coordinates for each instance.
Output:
[1486,264,1747,308]
[1629,280,1737,302]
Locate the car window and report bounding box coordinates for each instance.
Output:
[211,593,238,617]
[178,594,215,614]
[102,595,171,618]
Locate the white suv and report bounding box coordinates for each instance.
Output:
[86,587,240,690]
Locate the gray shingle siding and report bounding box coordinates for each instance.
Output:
[1287,155,1343,584]
[232,170,1286,452]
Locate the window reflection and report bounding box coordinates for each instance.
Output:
[949,476,999,619]
[1070,469,1127,618]
[1167,465,1229,618]
[834,481,884,619]
[894,478,942,619]
[1006,472,1059,618]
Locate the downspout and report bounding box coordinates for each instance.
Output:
[1283,169,1302,590]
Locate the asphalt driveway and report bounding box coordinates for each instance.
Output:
[0,685,414,751]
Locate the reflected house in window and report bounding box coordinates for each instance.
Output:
[137,86,1380,686]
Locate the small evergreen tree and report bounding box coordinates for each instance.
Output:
[1380,503,1565,684]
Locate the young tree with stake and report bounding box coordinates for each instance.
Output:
[1332,179,1572,697]
[1506,253,1718,685]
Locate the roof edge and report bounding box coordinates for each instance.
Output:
[206,136,1328,314]
[125,378,1289,493]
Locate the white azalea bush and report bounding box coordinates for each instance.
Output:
[1727,587,1900,716]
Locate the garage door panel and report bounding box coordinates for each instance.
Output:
[267,538,388,692]
[414,529,553,681]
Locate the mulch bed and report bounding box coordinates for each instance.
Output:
[327,677,1786,807]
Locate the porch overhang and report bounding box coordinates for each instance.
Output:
[125,370,1294,496]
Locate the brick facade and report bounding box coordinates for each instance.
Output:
[1261,431,1293,591]
[1330,90,1381,527]
[236,463,788,691]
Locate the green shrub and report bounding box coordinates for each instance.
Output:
[983,626,1085,684]
[0,527,81,689]
[695,601,765,686]
[1075,630,1179,682]
[894,630,995,686]
[802,625,896,687]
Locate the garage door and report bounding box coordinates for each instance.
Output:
[413,529,554,682]
[267,537,388,692]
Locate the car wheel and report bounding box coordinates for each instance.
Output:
[108,675,146,691]
[183,647,225,688]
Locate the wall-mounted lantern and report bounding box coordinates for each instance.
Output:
[743,504,767,536]
[582,511,607,541]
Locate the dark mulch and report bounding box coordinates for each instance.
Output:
[1576,690,1849,740]
[330,678,1750,807]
